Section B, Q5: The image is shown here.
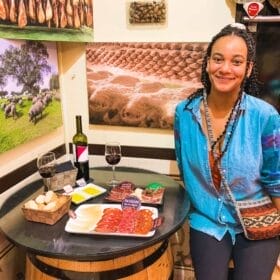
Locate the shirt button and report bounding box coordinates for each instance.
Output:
[218,198,221,202]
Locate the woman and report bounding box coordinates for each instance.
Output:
[174,23,280,280]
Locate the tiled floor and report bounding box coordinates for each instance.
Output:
[171,222,195,280]
[173,266,196,280]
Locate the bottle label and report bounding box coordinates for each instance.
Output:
[74,145,88,162]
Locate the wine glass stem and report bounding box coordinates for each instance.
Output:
[45,178,50,192]
[112,165,116,181]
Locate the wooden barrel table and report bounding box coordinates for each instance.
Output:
[26,241,173,280]
[0,167,189,280]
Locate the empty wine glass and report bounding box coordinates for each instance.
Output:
[105,142,121,187]
[37,152,56,192]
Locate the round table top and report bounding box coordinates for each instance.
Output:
[0,166,189,261]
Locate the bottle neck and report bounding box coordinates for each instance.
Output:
[76,116,82,133]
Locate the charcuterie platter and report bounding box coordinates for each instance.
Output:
[105,181,165,205]
[65,203,159,237]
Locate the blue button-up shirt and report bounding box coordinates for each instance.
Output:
[174,92,280,243]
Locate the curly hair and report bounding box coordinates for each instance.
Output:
[187,24,262,104]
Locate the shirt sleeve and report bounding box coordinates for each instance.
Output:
[174,105,184,179]
[261,113,280,196]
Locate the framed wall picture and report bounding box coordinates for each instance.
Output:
[127,0,167,25]
[0,39,62,154]
[0,0,94,42]
[86,42,207,129]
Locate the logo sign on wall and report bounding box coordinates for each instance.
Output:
[243,1,264,18]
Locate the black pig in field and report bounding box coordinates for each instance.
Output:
[4,102,17,119]
[29,99,44,123]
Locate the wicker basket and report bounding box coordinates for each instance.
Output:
[43,167,78,191]
[22,195,71,225]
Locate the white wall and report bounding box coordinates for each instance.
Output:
[94,0,236,42]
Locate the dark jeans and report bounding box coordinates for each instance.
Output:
[190,228,280,280]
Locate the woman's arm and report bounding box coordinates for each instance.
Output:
[174,105,183,179]
[261,114,280,197]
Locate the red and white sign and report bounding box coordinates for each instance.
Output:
[243,2,264,18]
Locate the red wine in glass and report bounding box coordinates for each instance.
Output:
[105,142,121,187]
[105,154,121,165]
[39,165,56,178]
[37,152,56,191]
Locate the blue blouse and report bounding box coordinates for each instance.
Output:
[174,92,280,243]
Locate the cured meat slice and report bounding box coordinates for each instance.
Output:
[94,207,154,235]
[105,181,165,205]
[141,188,165,203]
[134,209,153,234]
[94,208,122,232]
[117,208,137,233]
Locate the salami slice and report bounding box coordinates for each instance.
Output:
[134,209,153,234]
[94,207,154,235]
[95,208,122,232]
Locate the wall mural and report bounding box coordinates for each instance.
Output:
[86,42,208,129]
[0,39,61,154]
[0,0,93,42]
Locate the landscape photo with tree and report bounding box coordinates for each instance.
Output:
[0,39,62,154]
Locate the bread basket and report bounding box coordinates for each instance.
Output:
[22,194,71,225]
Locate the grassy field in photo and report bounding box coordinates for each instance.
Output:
[0,25,94,42]
[0,98,63,154]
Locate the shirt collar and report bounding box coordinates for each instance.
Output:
[184,91,247,113]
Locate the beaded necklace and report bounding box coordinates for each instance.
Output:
[203,90,242,164]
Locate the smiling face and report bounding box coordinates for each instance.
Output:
[206,35,252,97]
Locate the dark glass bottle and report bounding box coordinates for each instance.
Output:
[72,115,89,181]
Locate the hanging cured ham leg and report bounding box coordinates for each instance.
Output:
[85,0,92,27]
[36,0,45,23]
[66,0,72,15]
[18,0,27,27]
[66,0,73,27]
[59,0,67,28]
[28,0,36,20]
[51,0,59,27]
[45,0,53,27]
[79,0,85,26]
[72,0,80,28]
[4,0,10,20]
[0,0,7,20]
[9,0,17,23]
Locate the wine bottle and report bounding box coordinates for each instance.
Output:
[72,115,89,181]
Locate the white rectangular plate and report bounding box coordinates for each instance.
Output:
[69,183,107,205]
[65,204,158,237]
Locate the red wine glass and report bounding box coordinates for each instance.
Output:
[105,142,121,187]
[37,152,56,191]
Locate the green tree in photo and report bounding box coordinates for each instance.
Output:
[0,41,62,154]
[0,67,6,89]
[0,41,51,95]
